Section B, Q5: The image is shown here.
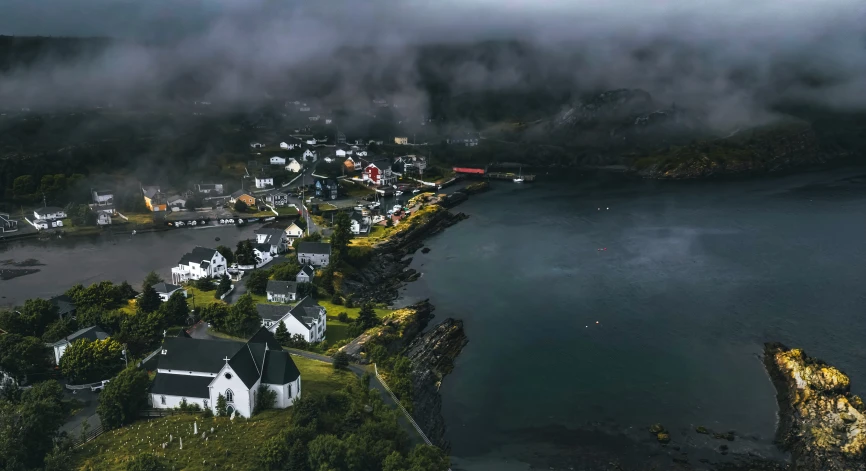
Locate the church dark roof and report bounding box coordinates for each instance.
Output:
[151,374,212,399]
[178,246,218,266]
[157,337,243,374]
[262,350,301,384]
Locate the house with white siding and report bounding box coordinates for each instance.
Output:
[296,264,314,283]
[285,158,302,173]
[284,222,304,239]
[152,282,187,302]
[171,247,228,284]
[51,325,109,365]
[296,242,331,267]
[269,156,286,165]
[33,206,67,221]
[266,280,297,303]
[258,297,326,342]
[149,328,301,418]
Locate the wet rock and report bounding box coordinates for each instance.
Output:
[713,431,736,441]
[421,247,431,254]
[656,432,671,444]
[764,342,866,471]
[649,423,666,434]
[695,426,709,434]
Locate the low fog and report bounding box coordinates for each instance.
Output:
[0,0,864,130]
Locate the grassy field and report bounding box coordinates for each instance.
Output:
[341,181,375,198]
[350,224,394,247]
[72,356,353,471]
[274,206,299,216]
[184,286,226,311]
[120,213,154,225]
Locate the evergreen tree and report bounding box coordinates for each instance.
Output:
[97,366,150,430]
[274,321,290,345]
[246,269,270,295]
[320,266,335,294]
[116,281,137,300]
[138,283,162,314]
[142,271,163,288]
[161,291,189,326]
[356,302,378,329]
[216,245,234,264]
[330,211,352,260]
[332,351,349,370]
[215,274,232,299]
[235,240,257,266]
[227,294,260,336]
[216,393,227,417]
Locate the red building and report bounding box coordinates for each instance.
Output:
[364,160,396,186]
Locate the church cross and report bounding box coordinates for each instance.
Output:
[223,356,230,363]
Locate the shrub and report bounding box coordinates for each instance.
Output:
[332,351,350,370]
[344,297,355,308]
[331,293,343,305]
[337,312,349,323]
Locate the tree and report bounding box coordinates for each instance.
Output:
[274,321,290,345]
[297,282,317,299]
[142,271,163,288]
[41,318,78,343]
[216,245,235,264]
[226,294,260,336]
[307,434,346,471]
[337,312,349,323]
[17,298,59,337]
[117,311,163,356]
[0,380,66,470]
[195,276,216,291]
[356,302,378,330]
[70,204,96,226]
[254,384,277,414]
[331,293,343,305]
[184,195,202,210]
[116,281,138,300]
[59,338,124,383]
[234,200,248,212]
[332,351,349,370]
[269,260,301,282]
[72,281,123,311]
[406,444,451,470]
[235,240,257,266]
[0,334,46,379]
[161,291,190,326]
[97,366,150,430]
[330,211,352,259]
[138,283,162,314]
[320,265,335,294]
[247,269,270,295]
[200,303,230,332]
[216,393,228,417]
[215,274,232,298]
[382,451,407,471]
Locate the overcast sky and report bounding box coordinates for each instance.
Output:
[1,0,864,124]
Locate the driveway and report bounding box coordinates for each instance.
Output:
[223,256,284,304]
[60,386,102,438]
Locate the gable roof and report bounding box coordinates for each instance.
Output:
[257,304,290,322]
[298,264,314,277]
[52,325,108,346]
[262,350,301,384]
[256,228,285,241]
[231,189,253,199]
[34,206,65,216]
[228,344,263,388]
[246,327,282,350]
[49,295,76,316]
[178,246,218,266]
[151,373,212,398]
[152,282,182,294]
[286,296,323,329]
[296,241,331,255]
[157,337,243,373]
[266,280,297,296]
[142,186,160,198]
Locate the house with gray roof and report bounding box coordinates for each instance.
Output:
[152,282,187,302]
[296,264,315,283]
[266,280,297,303]
[171,246,227,284]
[296,242,331,267]
[149,328,301,418]
[258,296,326,343]
[51,325,109,364]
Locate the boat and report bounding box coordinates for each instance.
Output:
[513,167,525,183]
[132,230,137,235]
[395,191,403,196]
[412,188,420,194]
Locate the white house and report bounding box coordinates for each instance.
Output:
[33,206,66,220]
[269,156,286,166]
[259,296,327,343]
[250,142,265,149]
[285,158,302,173]
[255,176,274,188]
[150,329,301,418]
[171,247,228,284]
[34,219,63,230]
[167,195,186,211]
[255,228,287,254]
[296,242,331,267]
[51,326,109,365]
[252,244,275,267]
[350,211,371,235]
[96,212,112,225]
[196,183,224,194]
[266,280,297,303]
[284,222,304,239]
[279,142,296,150]
[363,160,396,186]
[92,190,113,206]
[296,264,315,284]
[336,149,347,158]
[302,149,317,162]
[153,282,187,302]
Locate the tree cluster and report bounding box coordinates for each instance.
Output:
[97,366,150,430]
[0,380,70,471]
[59,337,125,383]
[260,377,450,471]
[199,293,259,337]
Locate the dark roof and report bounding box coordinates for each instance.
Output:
[256,228,285,240]
[247,327,282,350]
[178,246,218,266]
[152,282,182,294]
[228,344,262,388]
[350,211,363,222]
[368,158,390,168]
[34,206,64,215]
[49,295,76,316]
[254,243,272,253]
[151,373,212,398]
[266,280,297,296]
[296,241,331,255]
[262,350,301,384]
[288,296,323,328]
[298,265,314,277]
[94,190,113,196]
[52,325,108,346]
[157,337,244,374]
[257,304,290,322]
[176,329,192,338]
[231,189,252,198]
[142,186,160,198]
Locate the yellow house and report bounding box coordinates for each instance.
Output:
[142,186,167,212]
[394,136,408,145]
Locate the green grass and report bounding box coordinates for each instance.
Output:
[184,286,226,311]
[274,206,299,216]
[120,212,154,225]
[318,203,338,211]
[341,182,375,198]
[72,356,352,471]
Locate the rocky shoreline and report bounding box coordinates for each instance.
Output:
[341,190,473,449]
[763,343,866,471]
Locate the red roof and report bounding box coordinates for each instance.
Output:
[453,167,485,175]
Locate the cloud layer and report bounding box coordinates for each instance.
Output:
[1,0,864,129]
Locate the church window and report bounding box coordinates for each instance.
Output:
[204,399,209,408]
[160,395,166,405]
[225,389,234,402]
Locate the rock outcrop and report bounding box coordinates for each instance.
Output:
[764,343,866,471]
[340,301,436,362]
[406,317,468,450]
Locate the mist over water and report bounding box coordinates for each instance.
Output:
[401,168,866,468]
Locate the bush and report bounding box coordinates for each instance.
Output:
[254,384,277,414]
[194,277,216,291]
[344,297,355,308]
[337,312,349,323]
[332,351,349,370]
[331,293,343,305]
[174,398,202,413]
[97,366,149,430]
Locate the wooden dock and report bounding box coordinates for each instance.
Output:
[486,172,536,181]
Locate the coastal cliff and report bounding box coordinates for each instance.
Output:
[764,343,866,471]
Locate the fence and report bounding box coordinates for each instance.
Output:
[373,364,433,447]
[64,380,108,391]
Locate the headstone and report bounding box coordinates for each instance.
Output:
[180,437,183,450]
[194,422,198,435]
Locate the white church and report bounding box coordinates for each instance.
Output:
[149,329,301,417]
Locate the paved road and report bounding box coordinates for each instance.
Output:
[287,162,318,189]
[60,387,101,438]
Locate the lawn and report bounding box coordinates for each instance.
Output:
[183,286,226,312]
[274,206,299,216]
[318,203,338,211]
[119,212,154,225]
[341,181,375,198]
[350,225,395,247]
[72,357,353,471]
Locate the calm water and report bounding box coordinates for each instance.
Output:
[0,225,258,307]
[402,168,866,469]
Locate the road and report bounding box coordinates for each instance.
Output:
[222,256,285,304]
